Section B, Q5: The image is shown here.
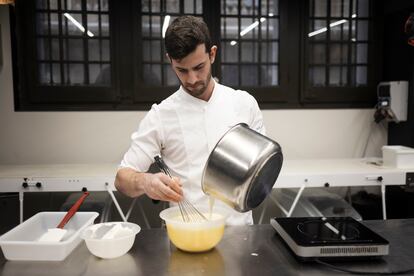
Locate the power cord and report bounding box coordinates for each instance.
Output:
[362,120,376,158]
[315,259,414,275]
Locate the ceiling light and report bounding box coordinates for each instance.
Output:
[162,15,171,38]
[308,14,358,38]
[64,13,94,37]
[240,21,259,36]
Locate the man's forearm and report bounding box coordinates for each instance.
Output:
[115,167,147,198]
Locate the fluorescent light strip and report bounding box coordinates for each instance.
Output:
[239,17,266,37]
[330,19,347,27]
[64,13,94,37]
[232,17,267,46]
[162,15,171,38]
[308,14,358,37]
[308,27,328,37]
[240,21,259,36]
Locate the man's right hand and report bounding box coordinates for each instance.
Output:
[115,168,183,202]
[143,173,183,202]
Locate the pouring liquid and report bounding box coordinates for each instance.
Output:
[209,196,215,220]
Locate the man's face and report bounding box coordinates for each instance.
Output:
[169,44,216,99]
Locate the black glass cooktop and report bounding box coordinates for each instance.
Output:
[275,217,389,246]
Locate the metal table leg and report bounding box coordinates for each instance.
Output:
[19,191,24,223]
[136,200,151,229]
[287,183,306,217]
[105,183,127,222]
[125,197,137,221]
[269,191,289,216]
[381,182,387,220]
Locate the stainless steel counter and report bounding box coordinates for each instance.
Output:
[1,219,414,275]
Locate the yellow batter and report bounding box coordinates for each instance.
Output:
[166,214,225,252]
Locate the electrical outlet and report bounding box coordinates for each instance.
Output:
[407,173,414,186]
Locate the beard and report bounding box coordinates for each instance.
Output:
[181,68,212,99]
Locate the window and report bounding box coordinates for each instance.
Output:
[13,0,117,109]
[134,0,204,103]
[218,0,291,104]
[140,0,202,87]
[11,0,381,110]
[303,0,379,104]
[36,0,111,86]
[220,1,279,87]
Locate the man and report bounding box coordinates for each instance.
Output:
[115,16,265,225]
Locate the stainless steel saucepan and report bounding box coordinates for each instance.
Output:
[202,123,283,212]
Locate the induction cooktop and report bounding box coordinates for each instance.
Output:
[271,217,389,260]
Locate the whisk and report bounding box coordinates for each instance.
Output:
[154,156,207,223]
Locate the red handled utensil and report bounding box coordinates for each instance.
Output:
[38,191,90,242]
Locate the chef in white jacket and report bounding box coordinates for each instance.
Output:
[115,15,265,225]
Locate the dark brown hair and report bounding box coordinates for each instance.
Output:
[164,16,212,60]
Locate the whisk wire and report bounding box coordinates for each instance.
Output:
[177,201,186,222]
[179,198,207,222]
[154,155,207,223]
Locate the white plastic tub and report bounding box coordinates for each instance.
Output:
[0,211,98,261]
[382,145,414,168]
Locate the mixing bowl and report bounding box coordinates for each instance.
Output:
[159,206,228,252]
[81,222,140,259]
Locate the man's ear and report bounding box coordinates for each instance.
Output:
[166,53,171,63]
[209,45,217,64]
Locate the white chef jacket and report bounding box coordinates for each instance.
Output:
[120,79,266,225]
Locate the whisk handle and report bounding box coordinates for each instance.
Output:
[153,155,170,204]
[154,155,172,178]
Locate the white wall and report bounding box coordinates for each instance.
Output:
[0,7,386,165]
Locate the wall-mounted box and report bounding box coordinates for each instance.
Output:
[382,146,414,168]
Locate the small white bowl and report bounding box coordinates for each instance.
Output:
[81,222,140,259]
